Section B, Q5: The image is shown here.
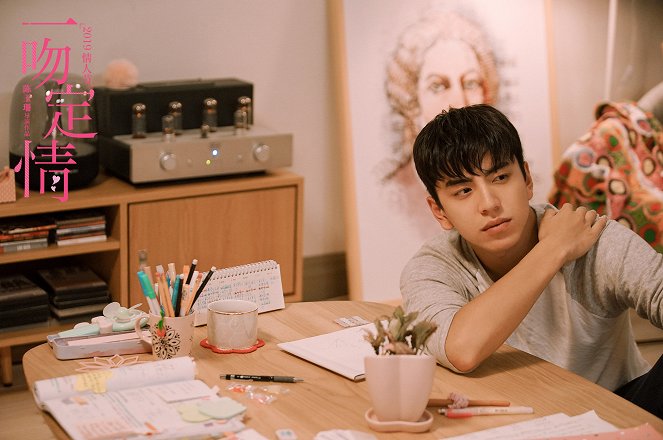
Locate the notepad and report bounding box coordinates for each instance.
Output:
[278,322,378,381]
[191,260,285,326]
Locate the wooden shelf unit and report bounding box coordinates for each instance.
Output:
[0,170,303,385]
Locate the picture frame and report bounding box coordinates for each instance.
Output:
[330,0,555,301]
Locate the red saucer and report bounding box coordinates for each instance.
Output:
[200,338,265,354]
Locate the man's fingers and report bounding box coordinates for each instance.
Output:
[591,214,608,232]
[585,209,598,224]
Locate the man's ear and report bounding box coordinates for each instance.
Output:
[523,161,534,200]
[427,196,454,230]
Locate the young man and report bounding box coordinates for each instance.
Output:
[402,104,663,417]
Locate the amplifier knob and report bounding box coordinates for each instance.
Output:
[253,143,271,163]
[159,153,177,171]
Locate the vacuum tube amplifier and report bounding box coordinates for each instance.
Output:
[94,78,292,184]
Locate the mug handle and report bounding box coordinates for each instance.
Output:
[134,312,152,345]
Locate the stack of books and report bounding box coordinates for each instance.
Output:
[0,275,50,328]
[36,265,110,321]
[0,216,56,253]
[54,210,107,246]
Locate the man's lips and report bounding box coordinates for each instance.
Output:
[481,218,510,232]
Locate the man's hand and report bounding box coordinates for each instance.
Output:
[445,204,608,372]
[538,204,607,265]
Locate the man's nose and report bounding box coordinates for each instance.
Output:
[477,185,500,214]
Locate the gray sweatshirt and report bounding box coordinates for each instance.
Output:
[401,204,662,390]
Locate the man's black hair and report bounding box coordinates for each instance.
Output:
[413,104,526,207]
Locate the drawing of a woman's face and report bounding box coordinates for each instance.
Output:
[382,10,498,183]
[417,39,486,124]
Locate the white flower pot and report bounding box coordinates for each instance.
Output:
[364,354,436,422]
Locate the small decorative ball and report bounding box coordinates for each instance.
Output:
[103,59,139,89]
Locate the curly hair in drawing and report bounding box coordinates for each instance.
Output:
[382,10,499,182]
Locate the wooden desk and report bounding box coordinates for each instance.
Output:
[23,301,663,439]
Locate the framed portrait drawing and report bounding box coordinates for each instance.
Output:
[331,0,555,302]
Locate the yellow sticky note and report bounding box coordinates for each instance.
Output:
[74,370,113,394]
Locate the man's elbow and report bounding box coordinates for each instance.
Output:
[446,341,485,373]
[447,352,482,373]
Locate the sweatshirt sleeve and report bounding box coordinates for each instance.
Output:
[400,235,484,372]
[573,220,663,328]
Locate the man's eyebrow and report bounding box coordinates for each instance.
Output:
[481,161,510,175]
[443,176,472,188]
[441,161,512,187]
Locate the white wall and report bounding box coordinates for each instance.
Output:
[2,0,662,279]
[0,0,344,259]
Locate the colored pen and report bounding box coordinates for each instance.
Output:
[174,274,184,317]
[137,271,160,315]
[171,273,181,312]
[222,374,304,383]
[439,406,534,418]
[168,262,176,286]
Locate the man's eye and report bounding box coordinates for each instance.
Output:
[454,188,471,196]
[494,174,508,182]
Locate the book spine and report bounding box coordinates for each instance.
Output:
[56,224,106,236]
[0,289,47,307]
[0,238,48,253]
[0,230,50,242]
[1,223,56,234]
[56,234,107,246]
[55,213,105,227]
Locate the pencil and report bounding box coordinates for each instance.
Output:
[427,398,510,408]
[157,271,175,317]
[182,264,190,288]
[181,271,199,316]
[190,272,202,299]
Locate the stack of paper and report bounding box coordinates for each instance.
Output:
[441,411,662,440]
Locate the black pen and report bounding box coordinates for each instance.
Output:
[185,258,197,285]
[222,374,304,383]
[186,266,216,315]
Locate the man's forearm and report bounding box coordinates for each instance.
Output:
[445,240,565,372]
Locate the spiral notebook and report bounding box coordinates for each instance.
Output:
[191,260,285,326]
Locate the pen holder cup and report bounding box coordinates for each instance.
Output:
[207,299,258,350]
[134,312,195,360]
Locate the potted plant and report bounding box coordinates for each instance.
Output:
[363,306,438,425]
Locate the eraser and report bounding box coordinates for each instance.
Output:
[275,428,297,440]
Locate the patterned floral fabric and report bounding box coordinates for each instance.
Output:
[549,101,663,253]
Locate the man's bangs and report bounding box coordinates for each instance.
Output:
[435,143,513,182]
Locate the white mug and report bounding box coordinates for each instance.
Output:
[207,299,258,350]
[134,312,195,360]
